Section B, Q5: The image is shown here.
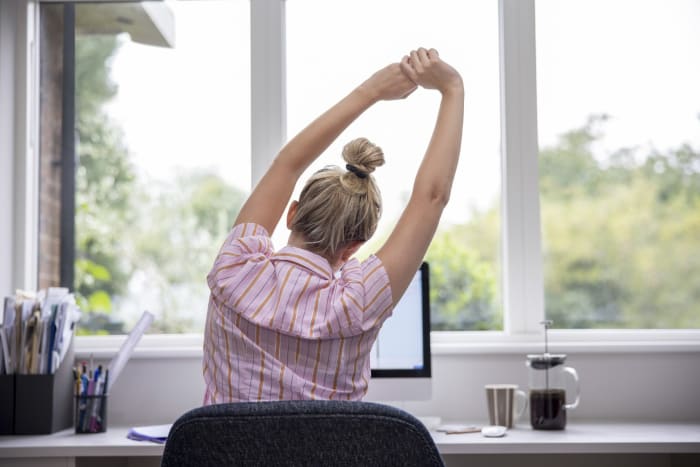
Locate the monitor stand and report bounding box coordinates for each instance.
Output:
[363,376,432,402]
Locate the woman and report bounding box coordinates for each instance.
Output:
[203,48,464,403]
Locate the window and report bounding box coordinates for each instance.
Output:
[39,1,250,334]
[536,0,700,329]
[20,0,697,342]
[286,0,503,331]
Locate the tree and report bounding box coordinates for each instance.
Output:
[421,114,700,331]
[74,35,247,334]
[540,117,700,328]
[126,171,245,333]
[75,35,135,334]
[426,231,499,330]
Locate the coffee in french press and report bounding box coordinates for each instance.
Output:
[526,320,580,430]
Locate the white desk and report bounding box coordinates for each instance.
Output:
[433,422,700,454]
[0,423,698,466]
[0,428,163,459]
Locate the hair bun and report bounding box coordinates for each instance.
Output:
[342,137,385,175]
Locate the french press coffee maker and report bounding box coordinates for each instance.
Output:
[526,320,580,430]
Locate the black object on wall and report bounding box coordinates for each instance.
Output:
[59,3,76,290]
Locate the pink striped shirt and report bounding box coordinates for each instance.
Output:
[202,222,394,403]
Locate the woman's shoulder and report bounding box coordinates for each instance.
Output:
[341,255,390,286]
[219,222,274,254]
[334,255,394,331]
[229,222,271,241]
[207,223,274,302]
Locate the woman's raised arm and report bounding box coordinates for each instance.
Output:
[234,63,417,235]
[376,48,465,303]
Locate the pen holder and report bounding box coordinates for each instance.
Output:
[74,394,108,434]
[14,342,75,434]
[0,375,14,434]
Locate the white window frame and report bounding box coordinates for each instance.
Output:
[0,0,40,296]
[3,0,698,358]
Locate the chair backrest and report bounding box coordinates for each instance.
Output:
[161,400,444,467]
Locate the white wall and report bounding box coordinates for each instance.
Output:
[100,351,700,427]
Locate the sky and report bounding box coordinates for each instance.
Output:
[106,0,251,192]
[536,0,700,156]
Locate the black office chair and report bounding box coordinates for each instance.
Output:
[161,400,445,467]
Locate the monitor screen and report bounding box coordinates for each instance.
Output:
[370,262,431,378]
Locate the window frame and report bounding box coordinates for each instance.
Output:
[3,0,698,358]
[1,0,40,295]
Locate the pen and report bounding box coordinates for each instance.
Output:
[79,367,90,430]
[73,367,81,396]
[97,369,110,432]
[81,371,89,396]
[102,368,109,396]
[89,371,103,432]
[84,377,96,431]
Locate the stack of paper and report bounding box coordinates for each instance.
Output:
[127,424,172,444]
[0,288,81,375]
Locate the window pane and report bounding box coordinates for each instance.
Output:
[286,0,502,330]
[536,0,700,328]
[73,1,250,334]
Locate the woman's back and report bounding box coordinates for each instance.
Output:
[203,223,393,403]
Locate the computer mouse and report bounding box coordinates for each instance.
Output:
[481,425,507,437]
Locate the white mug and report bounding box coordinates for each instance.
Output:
[485,384,528,428]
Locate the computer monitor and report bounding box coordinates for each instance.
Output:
[365,262,431,401]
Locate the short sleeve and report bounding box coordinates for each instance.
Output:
[338,255,394,332]
[207,223,273,307]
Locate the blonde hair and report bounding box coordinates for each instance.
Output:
[291,137,384,260]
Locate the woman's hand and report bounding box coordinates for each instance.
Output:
[400,48,463,95]
[358,63,418,102]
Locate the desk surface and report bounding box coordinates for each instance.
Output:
[0,423,699,457]
[433,422,700,454]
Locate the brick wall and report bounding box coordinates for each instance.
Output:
[37,5,64,290]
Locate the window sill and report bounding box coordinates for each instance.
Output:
[431,330,700,354]
[74,330,700,360]
[75,333,204,360]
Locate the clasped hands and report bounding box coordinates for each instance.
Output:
[361,47,463,102]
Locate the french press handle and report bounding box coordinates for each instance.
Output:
[563,366,580,410]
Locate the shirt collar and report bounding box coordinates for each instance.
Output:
[274,246,334,280]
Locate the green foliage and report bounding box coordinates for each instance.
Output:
[74,36,133,333]
[424,113,699,331]
[539,115,611,198]
[76,326,110,337]
[128,172,244,333]
[87,290,112,313]
[75,258,111,282]
[75,36,119,116]
[540,119,700,329]
[642,144,700,204]
[426,232,500,330]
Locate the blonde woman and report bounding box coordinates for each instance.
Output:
[203,48,464,403]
